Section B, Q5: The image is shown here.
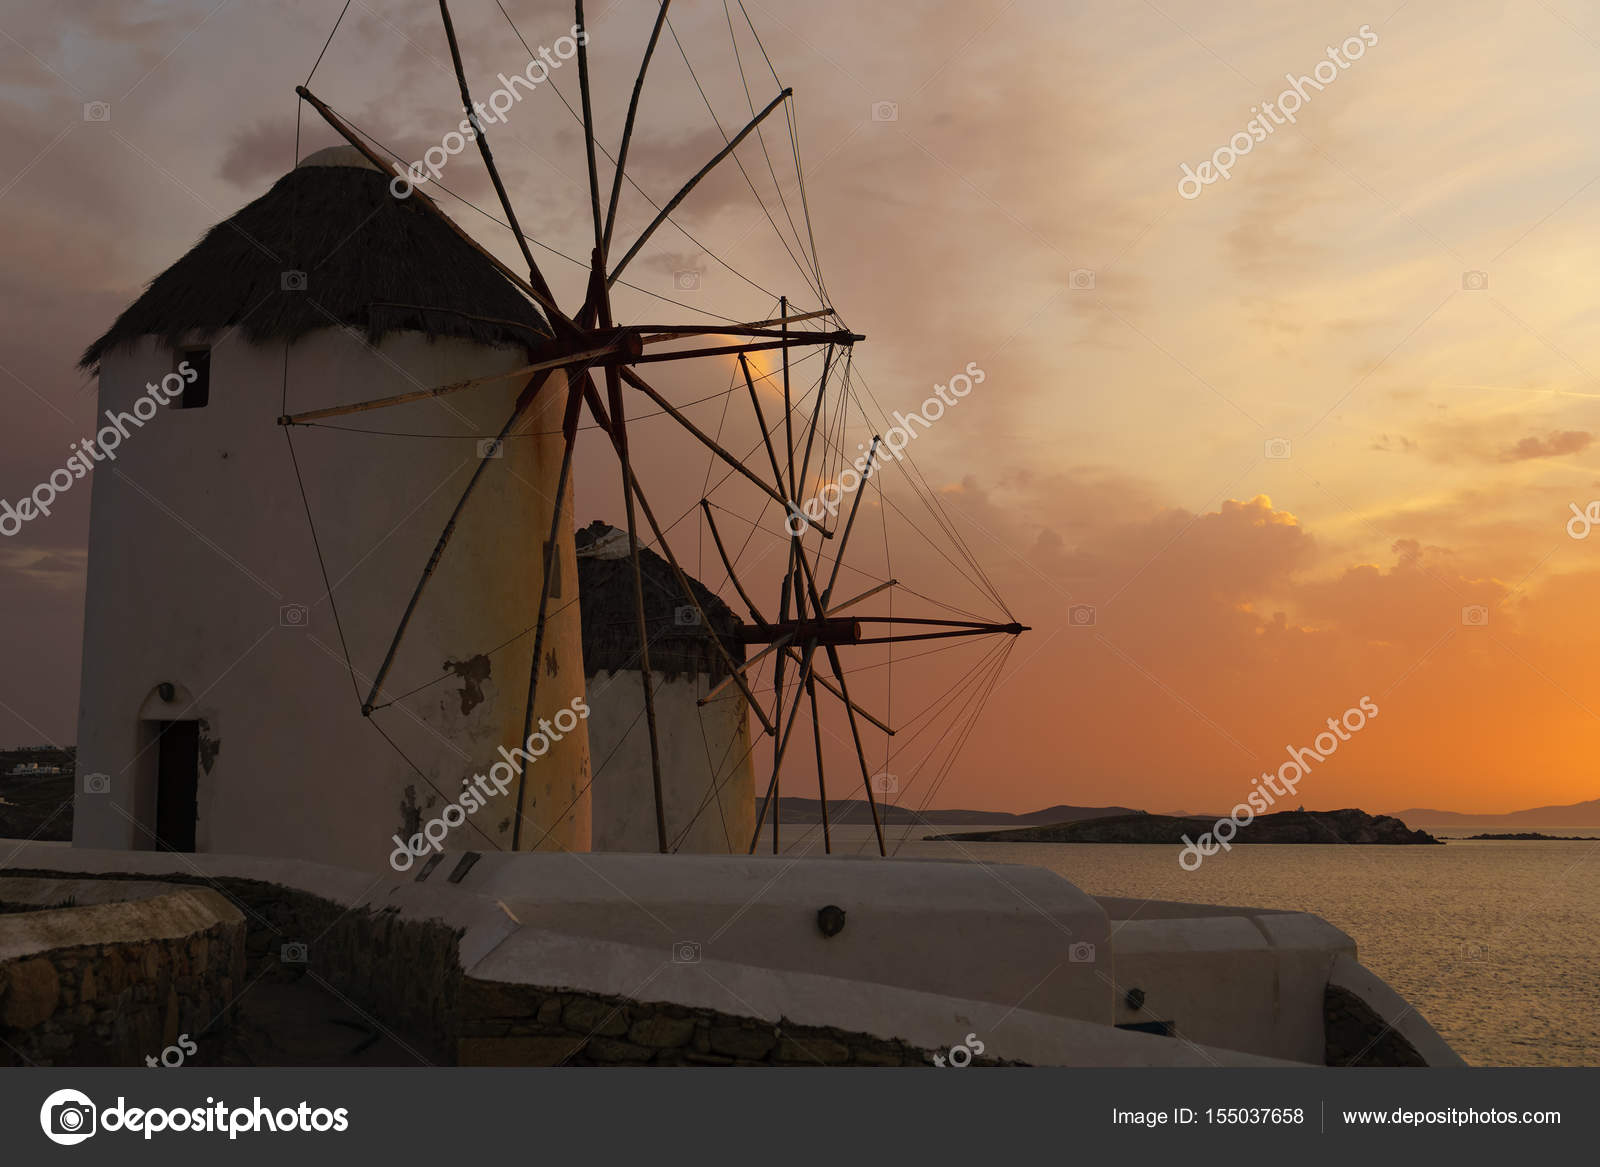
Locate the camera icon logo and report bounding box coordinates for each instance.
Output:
[40,1089,97,1145]
[1068,603,1096,628]
[279,603,309,627]
[1264,437,1292,460]
[674,606,701,627]
[1069,268,1096,291]
[672,940,702,964]
[673,269,702,291]
[280,941,309,963]
[82,101,111,123]
[281,270,308,292]
[477,438,505,459]
[1462,604,1489,627]
[1461,270,1488,291]
[870,100,898,122]
[870,772,898,795]
[82,772,111,795]
[1068,941,1096,963]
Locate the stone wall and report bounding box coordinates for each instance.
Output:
[456,981,972,1067]
[0,887,245,1067]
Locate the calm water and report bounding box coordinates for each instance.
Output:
[777,823,1600,1066]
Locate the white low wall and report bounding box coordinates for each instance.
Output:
[454,849,1115,1025]
[1109,909,1350,1063]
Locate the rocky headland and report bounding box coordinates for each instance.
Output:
[927,808,1441,845]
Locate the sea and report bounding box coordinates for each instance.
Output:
[776,822,1600,1067]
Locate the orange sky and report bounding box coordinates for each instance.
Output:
[2,0,1598,817]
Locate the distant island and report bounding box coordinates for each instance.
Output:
[1459,831,1600,841]
[764,797,1142,827]
[1389,796,1600,828]
[927,808,1441,846]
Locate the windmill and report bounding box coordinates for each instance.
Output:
[283,0,1026,858]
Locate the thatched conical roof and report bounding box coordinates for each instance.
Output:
[576,521,745,682]
[80,147,551,370]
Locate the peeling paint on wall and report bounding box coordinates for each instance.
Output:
[443,654,493,715]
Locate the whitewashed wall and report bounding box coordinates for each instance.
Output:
[587,670,755,854]
[74,328,590,868]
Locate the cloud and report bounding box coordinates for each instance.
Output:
[1371,433,1417,453]
[1501,429,1593,461]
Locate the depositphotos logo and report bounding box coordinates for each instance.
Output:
[39,1088,350,1143]
[41,1089,97,1146]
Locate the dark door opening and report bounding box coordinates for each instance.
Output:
[154,720,199,852]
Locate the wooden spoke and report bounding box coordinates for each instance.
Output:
[748,639,816,854]
[852,626,1026,646]
[608,87,794,286]
[783,648,894,736]
[825,641,885,856]
[781,297,795,497]
[619,366,826,529]
[796,344,832,501]
[846,616,1031,631]
[765,536,798,846]
[629,332,861,365]
[699,499,770,626]
[439,0,547,292]
[576,0,605,257]
[826,578,896,615]
[277,340,629,426]
[603,0,672,257]
[807,673,831,854]
[744,306,834,330]
[739,352,792,510]
[821,436,880,605]
[635,306,833,343]
[698,632,793,706]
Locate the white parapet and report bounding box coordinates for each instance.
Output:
[1097,895,1459,1065]
[452,849,1115,1024]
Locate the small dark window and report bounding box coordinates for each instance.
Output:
[176,347,211,409]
